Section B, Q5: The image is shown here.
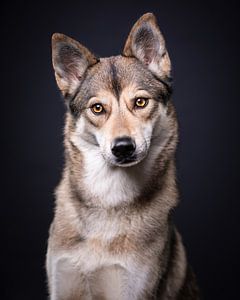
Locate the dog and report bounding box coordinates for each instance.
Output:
[46,12,199,300]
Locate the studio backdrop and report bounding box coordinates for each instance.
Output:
[1,1,239,299]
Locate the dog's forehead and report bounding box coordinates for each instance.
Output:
[71,55,167,113]
[81,56,156,97]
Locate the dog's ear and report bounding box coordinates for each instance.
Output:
[52,33,98,97]
[123,13,171,79]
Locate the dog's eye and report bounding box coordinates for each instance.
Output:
[134,98,149,108]
[91,103,105,115]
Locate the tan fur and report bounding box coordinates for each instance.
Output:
[46,12,199,300]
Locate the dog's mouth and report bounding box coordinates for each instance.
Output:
[109,151,148,167]
[114,155,139,167]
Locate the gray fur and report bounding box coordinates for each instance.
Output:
[46,12,200,300]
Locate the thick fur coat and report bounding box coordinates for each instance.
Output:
[46,13,199,300]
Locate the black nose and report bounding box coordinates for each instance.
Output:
[111,136,136,159]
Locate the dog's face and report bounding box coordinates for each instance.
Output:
[52,13,173,168]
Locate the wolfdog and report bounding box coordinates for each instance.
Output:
[46,12,199,300]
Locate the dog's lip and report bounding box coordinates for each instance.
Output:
[113,155,141,167]
[117,155,136,163]
[115,160,139,167]
[103,151,148,168]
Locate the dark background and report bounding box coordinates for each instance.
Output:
[1,0,239,299]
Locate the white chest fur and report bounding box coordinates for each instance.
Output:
[81,147,143,207]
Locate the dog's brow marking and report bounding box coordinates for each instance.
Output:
[110,62,121,100]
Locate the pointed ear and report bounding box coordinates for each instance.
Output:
[52,33,98,97]
[123,13,171,79]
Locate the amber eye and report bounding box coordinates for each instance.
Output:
[91,103,104,114]
[135,98,149,108]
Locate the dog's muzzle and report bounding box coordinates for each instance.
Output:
[111,136,136,164]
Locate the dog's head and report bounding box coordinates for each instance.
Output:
[52,13,176,168]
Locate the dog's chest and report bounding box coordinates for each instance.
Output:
[65,207,141,274]
[82,209,137,255]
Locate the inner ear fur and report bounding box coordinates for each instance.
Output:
[52,33,98,97]
[123,13,171,79]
